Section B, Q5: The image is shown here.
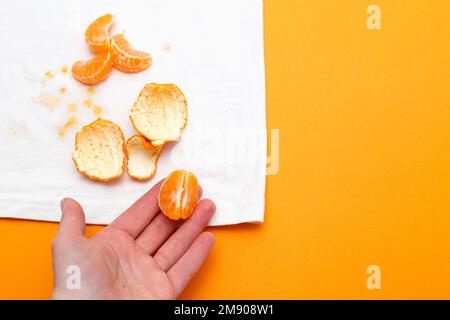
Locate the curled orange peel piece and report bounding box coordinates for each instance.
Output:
[130,83,187,146]
[72,118,125,182]
[158,170,199,220]
[85,13,113,53]
[126,135,163,181]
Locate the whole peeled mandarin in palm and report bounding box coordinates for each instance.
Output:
[158,170,199,220]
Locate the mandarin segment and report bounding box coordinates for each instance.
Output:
[72,52,113,85]
[72,118,125,182]
[85,14,113,53]
[158,170,199,220]
[130,83,187,146]
[111,34,152,73]
[126,135,163,181]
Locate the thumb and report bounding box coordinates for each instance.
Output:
[58,198,86,238]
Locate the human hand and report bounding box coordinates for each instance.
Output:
[51,180,216,300]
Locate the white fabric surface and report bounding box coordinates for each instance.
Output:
[0,0,266,226]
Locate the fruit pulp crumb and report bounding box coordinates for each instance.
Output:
[84,99,93,108]
[58,117,78,138]
[87,87,96,95]
[67,103,78,113]
[37,93,61,111]
[92,105,103,117]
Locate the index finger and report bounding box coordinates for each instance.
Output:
[107,179,164,238]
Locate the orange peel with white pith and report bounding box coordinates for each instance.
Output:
[126,135,163,181]
[72,118,125,182]
[130,83,187,146]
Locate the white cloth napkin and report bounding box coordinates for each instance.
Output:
[0,0,266,226]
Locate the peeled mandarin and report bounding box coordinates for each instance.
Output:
[158,170,199,220]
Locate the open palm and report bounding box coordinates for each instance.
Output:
[51,180,215,300]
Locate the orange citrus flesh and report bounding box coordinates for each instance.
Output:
[110,34,152,73]
[85,14,113,53]
[72,52,113,85]
[158,170,199,220]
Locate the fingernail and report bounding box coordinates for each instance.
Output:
[60,198,67,211]
[204,232,216,244]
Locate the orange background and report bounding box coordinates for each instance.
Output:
[0,0,449,299]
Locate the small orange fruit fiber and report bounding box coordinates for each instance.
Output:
[111,34,152,73]
[85,14,113,53]
[159,170,199,221]
[72,52,113,85]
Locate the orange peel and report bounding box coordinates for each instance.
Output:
[85,14,113,53]
[126,135,163,181]
[158,170,199,220]
[130,83,187,146]
[72,118,125,182]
